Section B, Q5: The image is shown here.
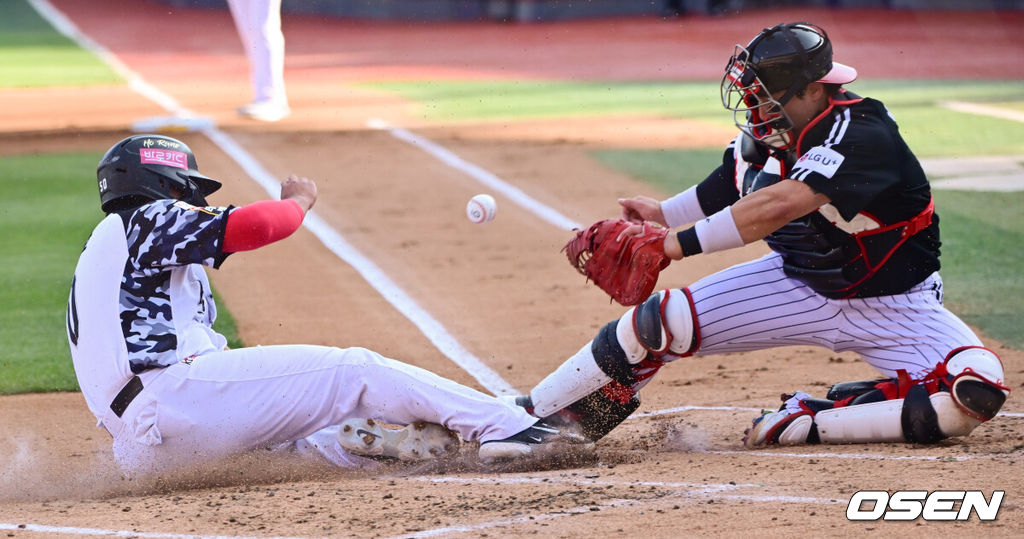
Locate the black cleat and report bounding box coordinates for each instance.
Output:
[478,420,585,463]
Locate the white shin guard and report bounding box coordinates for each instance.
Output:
[815,399,905,443]
[814,393,982,444]
[529,344,611,418]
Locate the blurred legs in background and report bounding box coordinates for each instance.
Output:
[227,0,290,121]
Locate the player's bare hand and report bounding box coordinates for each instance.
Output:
[616,222,682,260]
[281,175,317,212]
[619,196,666,225]
[615,222,649,243]
[663,232,683,260]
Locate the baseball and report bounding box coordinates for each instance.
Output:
[466,194,497,224]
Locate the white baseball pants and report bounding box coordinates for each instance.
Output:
[227,0,286,104]
[105,345,535,475]
[687,253,982,378]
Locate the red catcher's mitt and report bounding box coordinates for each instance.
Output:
[564,219,671,306]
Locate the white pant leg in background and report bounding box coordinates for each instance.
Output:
[112,345,535,475]
[226,0,286,104]
[687,253,980,379]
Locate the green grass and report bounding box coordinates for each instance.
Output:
[592,148,723,194]
[0,152,103,393]
[855,80,1024,158]
[0,152,242,395]
[215,289,244,351]
[0,0,121,87]
[931,190,1024,349]
[592,148,1024,350]
[365,80,1024,158]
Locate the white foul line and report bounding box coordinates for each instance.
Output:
[630,404,762,417]
[388,489,836,539]
[29,0,514,397]
[627,405,1024,420]
[27,0,202,120]
[200,131,516,395]
[367,118,583,231]
[707,450,970,461]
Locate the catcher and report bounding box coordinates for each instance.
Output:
[66,134,575,476]
[515,22,1009,447]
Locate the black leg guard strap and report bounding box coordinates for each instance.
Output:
[848,388,888,405]
[901,384,946,444]
[826,379,892,401]
[592,320,639,386]
[559,392,642,442]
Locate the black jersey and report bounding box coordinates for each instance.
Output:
[695,90,940,298]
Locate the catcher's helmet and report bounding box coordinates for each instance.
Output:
[721,22,857,149]
[96,134,222,213]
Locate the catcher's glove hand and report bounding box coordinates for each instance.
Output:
[564,219,671,306]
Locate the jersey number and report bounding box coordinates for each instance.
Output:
[67,276,80,345]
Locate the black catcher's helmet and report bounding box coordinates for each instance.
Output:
[96,134,222,213]
[721,22,857,149]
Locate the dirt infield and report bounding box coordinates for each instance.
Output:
[1,1,1022,537]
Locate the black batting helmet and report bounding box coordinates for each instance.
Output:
[96,134,222,213]
[721,22,857,149]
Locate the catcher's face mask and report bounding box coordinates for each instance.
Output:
[721,46,796,151]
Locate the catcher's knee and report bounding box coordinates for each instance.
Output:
[945,346,1009,423]
[617,288,698,362]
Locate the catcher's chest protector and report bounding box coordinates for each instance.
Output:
[738,150,933,299]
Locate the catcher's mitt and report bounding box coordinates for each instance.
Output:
[564,219,671,306]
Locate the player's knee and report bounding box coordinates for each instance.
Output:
[945,346,1009,421]
[617,289,697,361]
[904,347,1008,442]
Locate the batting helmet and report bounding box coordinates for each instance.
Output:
[721,22,857,149]
[96,134,222,213]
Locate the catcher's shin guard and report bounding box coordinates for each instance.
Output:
[518,389,641,443]
[529,319,663,441]
[752,347,1009,446]
[528,342,614,419]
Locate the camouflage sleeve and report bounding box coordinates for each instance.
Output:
[126,199,233,272]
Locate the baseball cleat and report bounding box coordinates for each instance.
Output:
[478,420,586,463]
[237,99,291,122]
[336,418,459,461]
[743,392,816,448]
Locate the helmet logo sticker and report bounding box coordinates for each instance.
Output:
[142,138,182,149]
[140,148,188,169]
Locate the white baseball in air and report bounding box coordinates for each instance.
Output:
[466,194,497,224]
